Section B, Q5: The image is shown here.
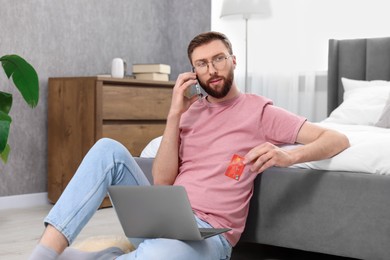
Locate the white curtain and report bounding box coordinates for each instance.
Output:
[211,0,390,122]
[248,71,317,121]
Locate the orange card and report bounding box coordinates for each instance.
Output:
[225,154,245,181]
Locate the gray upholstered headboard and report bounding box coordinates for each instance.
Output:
[327,37,390,115]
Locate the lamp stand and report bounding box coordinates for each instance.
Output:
[220,0,271,92]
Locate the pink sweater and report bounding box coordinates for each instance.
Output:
[174,93,306,246]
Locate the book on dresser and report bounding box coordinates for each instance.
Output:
[134,72,169,81]
[132,63,171,74]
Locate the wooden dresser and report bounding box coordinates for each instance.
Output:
[47,77,174,207]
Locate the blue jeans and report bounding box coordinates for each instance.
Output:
[45,138,232,260]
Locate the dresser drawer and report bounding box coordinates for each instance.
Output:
[102,85,172,120]
[102,123,166,156]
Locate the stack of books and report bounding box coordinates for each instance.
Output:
[132,63,171,81]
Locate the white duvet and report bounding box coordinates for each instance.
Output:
[290,122,390,175]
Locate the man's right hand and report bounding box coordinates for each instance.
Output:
[169,72,200,116]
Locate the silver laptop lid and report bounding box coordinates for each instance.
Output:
[108,185,204,240]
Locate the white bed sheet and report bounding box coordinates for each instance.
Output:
[290,122,390,175]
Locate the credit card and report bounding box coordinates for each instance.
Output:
[225,154,245,181]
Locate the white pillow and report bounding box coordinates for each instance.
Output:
[375,93,390,128]
[140,136,162,158]
[324,85,390,125]
[341,77,390,91]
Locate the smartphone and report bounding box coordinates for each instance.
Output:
[185,84,201,99]
[185,68,202,101]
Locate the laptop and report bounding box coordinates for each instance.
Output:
[108,185,231,240]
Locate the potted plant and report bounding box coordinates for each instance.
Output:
[0,54,39,163]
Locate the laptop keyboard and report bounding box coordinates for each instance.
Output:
[200,230,216,236]
[199,228,218,237]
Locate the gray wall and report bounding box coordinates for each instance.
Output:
[0,0,211,196]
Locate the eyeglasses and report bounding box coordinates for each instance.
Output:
[193,54,233,75]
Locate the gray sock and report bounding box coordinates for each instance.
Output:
[28,244,59,260]
[58,246,125,260]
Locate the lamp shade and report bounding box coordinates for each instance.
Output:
[220,0,271,19]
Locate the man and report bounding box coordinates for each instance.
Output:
[30,31,349,260]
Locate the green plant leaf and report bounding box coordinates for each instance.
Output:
[0,144,10,163]
[0,91,13,114]
[0,55,39,108]
[0,111,11,153]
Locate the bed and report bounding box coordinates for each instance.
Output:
[239,36,390,260]
[135,36,390,260]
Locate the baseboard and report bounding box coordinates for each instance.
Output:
[0,192,50,210]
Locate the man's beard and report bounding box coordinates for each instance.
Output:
[198,69,234,99]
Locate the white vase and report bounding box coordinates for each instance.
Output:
[111,58,126,78]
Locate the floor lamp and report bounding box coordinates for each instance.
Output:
[220,0,271,92]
